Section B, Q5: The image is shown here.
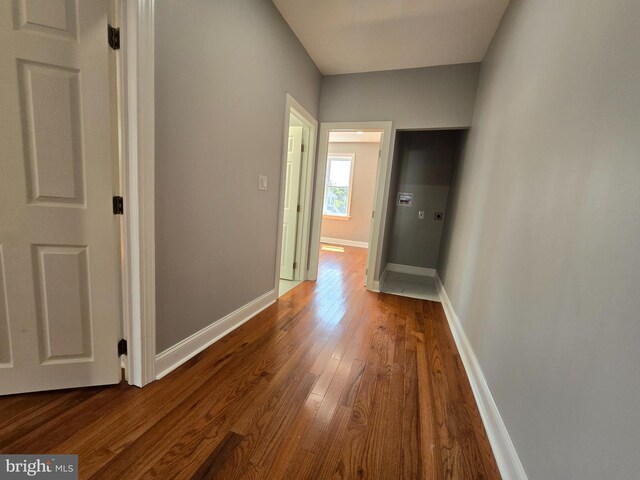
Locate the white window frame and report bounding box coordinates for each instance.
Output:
[323,153,355,220]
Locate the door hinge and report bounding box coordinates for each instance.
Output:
[297,205,301,213]
[113,196,124,215]
[301,144,306,153]
[118,338,127,356]
[293,261,298,269]
[108,24,120,50]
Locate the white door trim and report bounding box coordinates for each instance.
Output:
[308,122,393,292]
[274,94,318,290]
[118,0,156,387]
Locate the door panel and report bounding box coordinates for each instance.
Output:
[33,245,92,363]
[19,60,85,205]
[14,0,78,39]
[280,126,303,280]
[0,0,120,394]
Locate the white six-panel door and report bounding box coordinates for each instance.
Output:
[0,0,120,394]
[280,126,303,280]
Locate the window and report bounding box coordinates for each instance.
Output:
[323,154,355,218]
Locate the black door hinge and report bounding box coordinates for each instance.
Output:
[108,24,120,50]
[118,338,127,356]
[113,196,124,215]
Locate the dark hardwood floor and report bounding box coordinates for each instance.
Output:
[0,245,500,479]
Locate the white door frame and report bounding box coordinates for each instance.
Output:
[308,121,394,292]
[117,0,156,387]
[274,94,318,289]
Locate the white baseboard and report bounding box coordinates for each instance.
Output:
[380,266,388,284]
[386,262,436,277]
[320,236,368,249]
[373,266,389,292]
[434,272,528,480]
[155,289,277,379]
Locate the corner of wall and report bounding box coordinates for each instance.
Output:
[155,289,277,379]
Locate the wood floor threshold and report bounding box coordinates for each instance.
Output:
[0,246,500,479]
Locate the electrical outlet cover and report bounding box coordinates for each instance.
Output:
[258,175,268,191]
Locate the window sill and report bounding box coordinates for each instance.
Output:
[323,214,351,221]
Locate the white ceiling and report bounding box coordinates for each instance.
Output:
[272,0,511,75]
[329,131,382,143]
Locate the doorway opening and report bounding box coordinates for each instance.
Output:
[308,122,393,292]
[276,96,318,297]
[317,130,382,279]
[378,129,467,301]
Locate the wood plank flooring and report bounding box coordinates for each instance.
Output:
[0,245,500,479]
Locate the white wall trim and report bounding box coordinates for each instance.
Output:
[119,0,156,387]
[372,265,389,292]
[386,263,436,277]
[155,289,277,380]
[434,272,528,480]
[274,94,318,287]
[308,121,393,293]
[320,237,368,249]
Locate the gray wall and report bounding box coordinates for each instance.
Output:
[155,0,321,352]
[319,64,481,279]
[319,64,480,129]
[438,0,640,478]
[386,131,463,269]
[321,142,379,243]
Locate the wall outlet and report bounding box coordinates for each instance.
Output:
[258,175,268,191]
[418,211,425,219]
[434,212,444,221]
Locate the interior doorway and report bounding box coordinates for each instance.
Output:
[279,112,307,294]
[317,131,382,280]
[378,129,466,301]
[308,122,394,292]
[276,96,317,297]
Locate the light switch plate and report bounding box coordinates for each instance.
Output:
[258,175,268,191]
